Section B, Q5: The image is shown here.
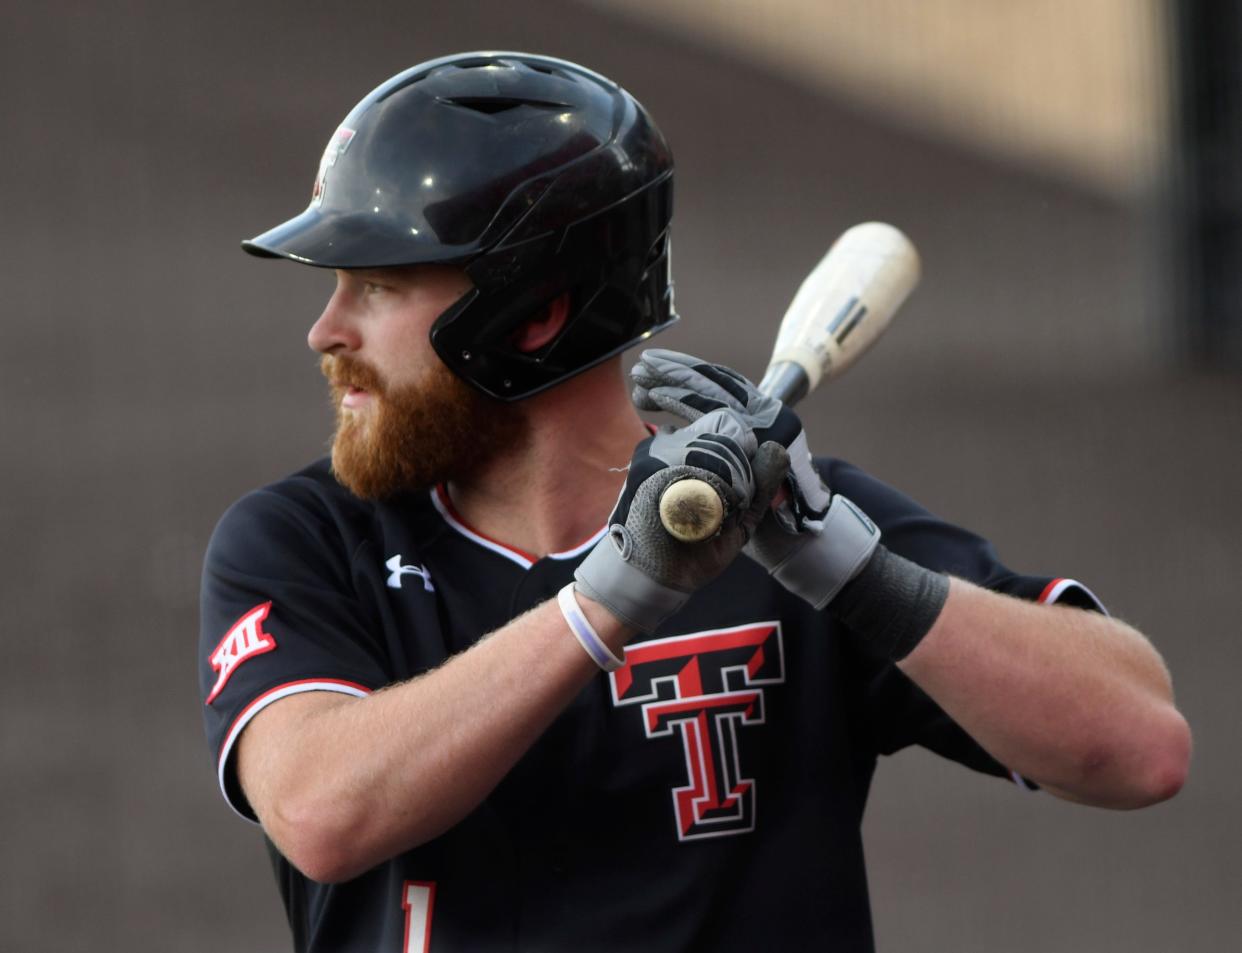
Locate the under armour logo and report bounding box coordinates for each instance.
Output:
[386,555,435,591]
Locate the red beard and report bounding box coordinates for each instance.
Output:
[321,353,526,500]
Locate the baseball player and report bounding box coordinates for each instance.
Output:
[199,52,1189,953]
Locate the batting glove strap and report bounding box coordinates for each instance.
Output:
[783,429,832,525]
[574,527,690,634]
[828,545,950,662]
[764,494,881,608]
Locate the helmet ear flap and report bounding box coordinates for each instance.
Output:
[510,293,572,354]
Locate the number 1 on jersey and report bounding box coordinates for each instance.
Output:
[401,881,436,953]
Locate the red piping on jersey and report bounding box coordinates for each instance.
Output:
[1037,578,1067,604]
[1035,577,1106,614]
[219,677,373,763]
[216,678,373,822]
[434,484,540,562]
[432,424,655,563]
[433,483,607,562]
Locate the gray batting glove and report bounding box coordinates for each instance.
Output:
[631,348,879,609]
[575,408,789,633]
[632,349,830,528]
[746,495,881,609]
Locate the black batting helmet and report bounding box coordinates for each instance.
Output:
[243,51,677,400]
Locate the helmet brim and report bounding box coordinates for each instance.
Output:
[241,207,478,269]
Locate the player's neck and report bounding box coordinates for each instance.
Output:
[445,361,649,558]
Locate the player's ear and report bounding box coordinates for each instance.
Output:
[510,293,570,353]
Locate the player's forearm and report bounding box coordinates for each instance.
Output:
[896,579,1191,808]
[241,596,631,882]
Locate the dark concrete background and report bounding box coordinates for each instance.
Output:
[3,2,1237,950]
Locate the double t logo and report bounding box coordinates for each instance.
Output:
[609,621,784,842]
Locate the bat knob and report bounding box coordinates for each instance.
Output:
[659,478,725,542]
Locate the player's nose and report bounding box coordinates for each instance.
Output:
[308,280,362,354]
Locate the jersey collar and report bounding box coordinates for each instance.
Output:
[430,484,607,570]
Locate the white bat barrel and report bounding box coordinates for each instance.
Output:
[762,222,920,397]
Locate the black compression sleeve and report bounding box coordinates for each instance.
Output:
[828,545,950,661]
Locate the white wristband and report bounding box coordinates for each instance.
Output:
[557,583,625,672]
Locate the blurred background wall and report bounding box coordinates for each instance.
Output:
[3,1,1238,951]
[592,0,1169,197]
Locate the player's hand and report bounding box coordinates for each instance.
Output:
[631,348,880,609]
[575,408,788,633]
[631,348,829,528]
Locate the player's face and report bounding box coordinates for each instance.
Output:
[308,265,526,499]
[309,264,470,391]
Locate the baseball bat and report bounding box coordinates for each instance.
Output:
[658,222,921,542]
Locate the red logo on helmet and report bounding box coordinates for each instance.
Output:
[206,602,277,705]
[312,127,356,206]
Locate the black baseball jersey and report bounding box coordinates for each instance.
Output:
[199,456,1102,953]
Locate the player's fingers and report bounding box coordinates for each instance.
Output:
[631,383,661,412]
[633,351,750,408]
[639,348,753,391]
[634,385,723,422]
[631,383,700,418]
[747,441,791,527]
[649,441,752,509]
[689,362,755,403]
[684,433,754,506]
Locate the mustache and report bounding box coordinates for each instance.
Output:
[320,354,386,394]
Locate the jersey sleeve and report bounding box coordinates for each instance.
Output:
[199,483,390,821]
[822,458,1106,787]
